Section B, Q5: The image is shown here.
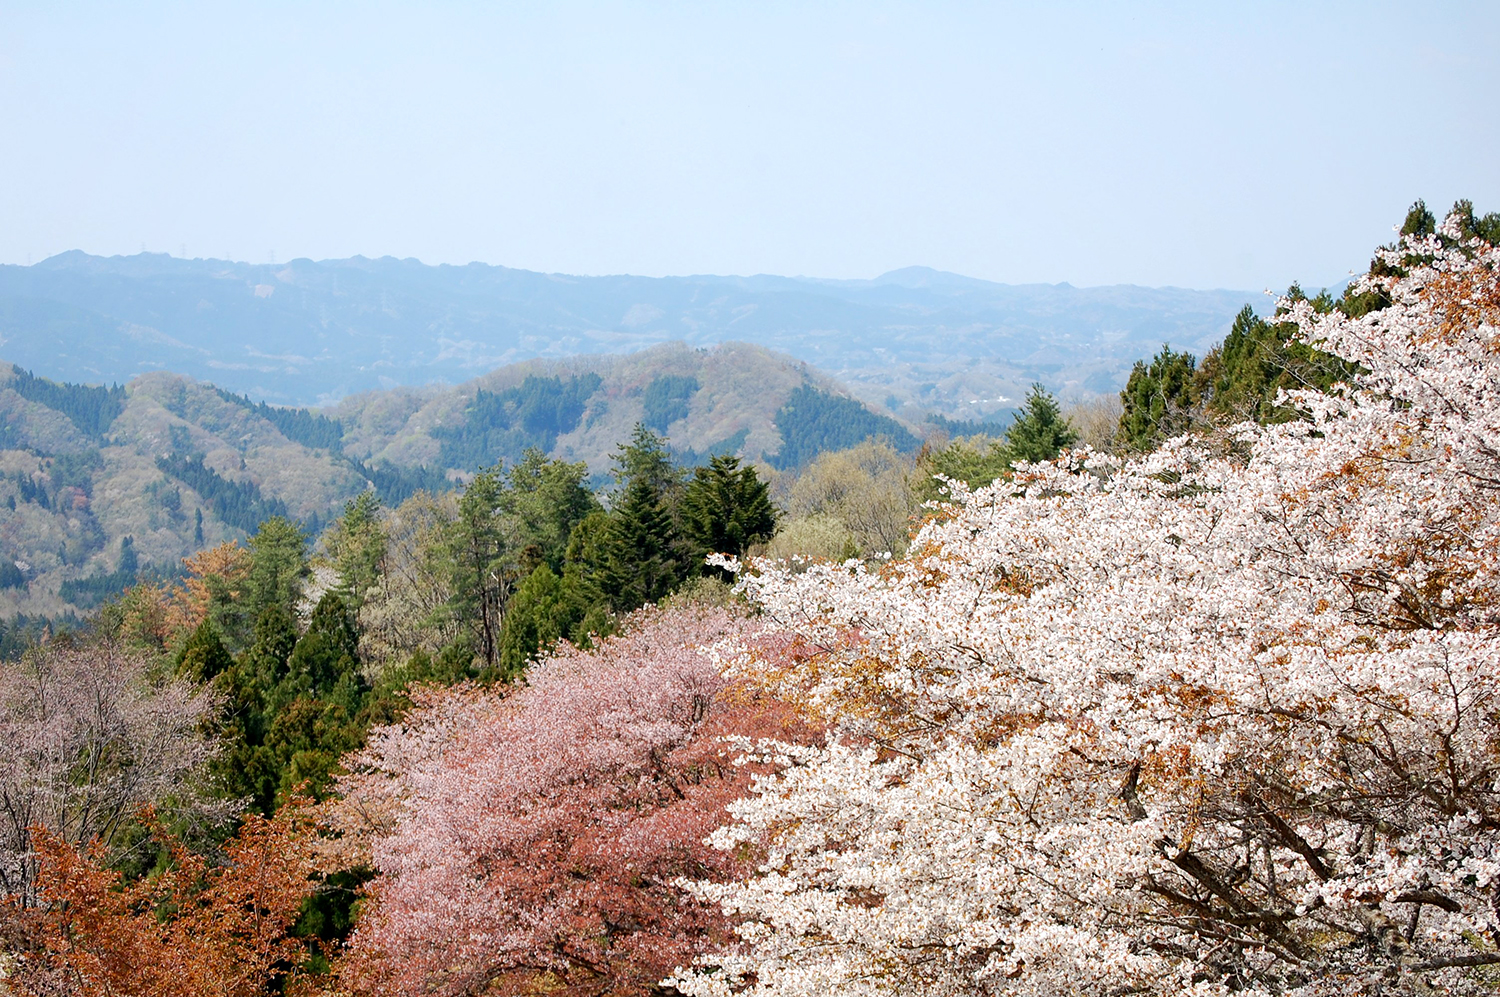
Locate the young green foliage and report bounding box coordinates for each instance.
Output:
[322,491,387,613]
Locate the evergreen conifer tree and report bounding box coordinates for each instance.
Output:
[593,424,692,611]
[325,492,386,613]
[497,564,574,677]
[442,469,507,668]
[286,592,363,710]
[1116,346,1201,452]
[215,603,300,813]
[1206,301,1359,424]
[502,449,601,571]
[610,423,683,501]
[1005,384,1078,464]
[245,517,308,622]
[600,475,686,611]
[681,455,777,565]
[1400,198,1436,237]
[556,511,618,644]
[174,619,233,683]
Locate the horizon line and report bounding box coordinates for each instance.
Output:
[9,248,1320,296]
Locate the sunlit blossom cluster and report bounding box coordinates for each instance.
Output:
[668,221,1500,995]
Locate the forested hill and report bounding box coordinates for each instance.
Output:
[0,342,917,619]
[333,341,918,477]
[0,250,1260,421]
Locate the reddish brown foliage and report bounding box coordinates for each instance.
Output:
[0,806,323,997]
[112,541,251,650]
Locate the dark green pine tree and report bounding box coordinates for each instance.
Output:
[1205,301,1360,425]
[214,604,300,814]
[496,564,580,677]
[244,603,300,692]
[600,475,688,611]
[1444,198,1500,244]
[556,511,618,645]
[1400,199,1436,238]
[269,697,365,801]
[561,511,613,599]
[263,592,367,802]
[327,491,386,613]
[174,618,233,683]
[283,592,364,710]
[1208,305,1289,423]
[681,455,777,567]
[610,423,684,501]
[245,516,308,622]
[1116,346,1201,453]
[1005,384,1078,464]
[117,536,138,575]
[592,423,693,611]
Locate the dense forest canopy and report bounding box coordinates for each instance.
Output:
[7,367,125,441]
[214,386,348,451]
[156,452,292,535]
[641,373,700,432]
[771,384,919,469]
[434,373,604,470]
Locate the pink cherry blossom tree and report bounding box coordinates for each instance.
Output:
[671,217,1500,996]
[332,603,813,997]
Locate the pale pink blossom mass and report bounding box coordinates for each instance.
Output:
[332,604,815,997]
[666,218,1500,995]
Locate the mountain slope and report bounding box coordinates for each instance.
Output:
[0,343,913,617]
[334,341,908,478]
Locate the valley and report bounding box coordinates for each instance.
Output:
[0,252,1267,419]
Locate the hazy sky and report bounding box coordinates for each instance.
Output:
[2,2,1496,290]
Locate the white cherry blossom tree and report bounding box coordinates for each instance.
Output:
[671,217,1500,996]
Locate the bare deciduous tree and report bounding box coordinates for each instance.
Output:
[0,639,220,903]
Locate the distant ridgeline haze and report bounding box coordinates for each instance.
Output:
[0,251,1265,420]
[0,342,921,618]
[0,250,1329,623]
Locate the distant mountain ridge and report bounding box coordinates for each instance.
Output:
[0,252,1265,419]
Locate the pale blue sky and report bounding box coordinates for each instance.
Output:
[2,2,1496,290]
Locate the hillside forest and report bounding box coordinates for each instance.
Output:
[1,200,1499,996]
[0,340,949,626]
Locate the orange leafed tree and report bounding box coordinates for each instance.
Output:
[2,805,323,997]
[166,541,252,636]
[115,541,252,650]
